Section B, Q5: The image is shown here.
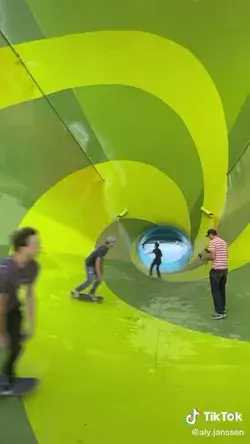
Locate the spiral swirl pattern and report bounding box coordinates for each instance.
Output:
[0,6,250,444]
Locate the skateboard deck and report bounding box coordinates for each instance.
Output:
[0,377,39,396]
[78,294,103,303]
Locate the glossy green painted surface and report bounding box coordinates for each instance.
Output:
[75,85,203,239]
[0,0,250,443]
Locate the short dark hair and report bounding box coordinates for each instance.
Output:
[206,228,217,237]
[11,227,37,252]
[155,242,160,247]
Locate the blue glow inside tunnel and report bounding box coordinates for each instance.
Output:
[137,226,193,273]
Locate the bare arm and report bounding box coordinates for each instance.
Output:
[207,244,216,261]
[0,267,8,345]
[206,254,215,262]
[26,284,35,335]
[0,295,5,336]
[0,295,6,347]
[198,246,214,262]
[95,257,102,280]
[209,250,216,260]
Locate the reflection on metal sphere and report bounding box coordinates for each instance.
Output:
[137,226,193,273]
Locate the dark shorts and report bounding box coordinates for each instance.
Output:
[152,259,161,266]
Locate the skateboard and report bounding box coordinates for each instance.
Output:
[0,377,39,397]
[78,293,103,303]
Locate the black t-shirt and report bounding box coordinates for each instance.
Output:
[0,257,39,312]
[153,247,162,263]
[85,245,108,267]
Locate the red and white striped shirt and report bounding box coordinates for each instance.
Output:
[208,237,228,270]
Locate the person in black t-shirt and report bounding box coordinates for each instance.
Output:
[71,236,116,301]
[0,227,40,394]
[148,242,162,278]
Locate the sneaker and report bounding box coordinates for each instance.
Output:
[0,377,13,395]
[212,313,225,320]
[89,294,98,302]
[223,309,226,315]
[71,290,80,299]
[0,375,8,386]
[0,384,13,395]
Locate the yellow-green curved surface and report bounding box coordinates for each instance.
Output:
[0,1,250,443]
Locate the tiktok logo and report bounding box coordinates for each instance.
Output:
[186,408,200,425]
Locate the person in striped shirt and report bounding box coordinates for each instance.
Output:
[205,228,228,320]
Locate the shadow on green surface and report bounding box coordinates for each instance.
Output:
[104,259,250,341]
[0,355,37,444]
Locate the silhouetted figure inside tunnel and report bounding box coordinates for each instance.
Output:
[148,242,162,278]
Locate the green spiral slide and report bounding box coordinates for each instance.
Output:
[0,1,250,443]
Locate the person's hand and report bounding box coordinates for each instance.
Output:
[0,334,7,349]
[96,275,102,282]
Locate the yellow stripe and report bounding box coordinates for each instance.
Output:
[19,160,249,280]
[4,31,246,278]
[0,31,228,241]
[0,46,41,108]
[20,160,190,256]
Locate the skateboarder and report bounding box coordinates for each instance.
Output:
[148,242,163,278]
[71,236,116,301]
[0,227,40,394]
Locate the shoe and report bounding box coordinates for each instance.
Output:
[223,309,226,315]
[71,290,80,299]
[0,383,13,395]
[89,294,98,301]
[0,377,13,395]
[212,313,225,320]
[0,375,8,386]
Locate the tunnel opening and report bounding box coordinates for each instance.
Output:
[137,226,193,273]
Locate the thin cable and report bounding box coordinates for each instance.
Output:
[0,29,105,181]
[227,140,250,175]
